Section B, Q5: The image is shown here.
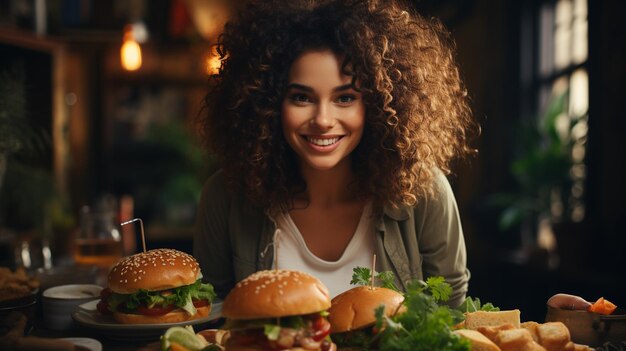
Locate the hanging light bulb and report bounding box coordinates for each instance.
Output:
[121,24,143,71]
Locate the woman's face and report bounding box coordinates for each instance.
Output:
[281,49,365,173]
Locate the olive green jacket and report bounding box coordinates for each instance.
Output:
[193,170,470,307]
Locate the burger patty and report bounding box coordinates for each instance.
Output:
[331,326,379,349]
[228,314,332,350]
[230,328,333,351]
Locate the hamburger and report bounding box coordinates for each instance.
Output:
[327,286,405,349]
[96,248,216,324]
[221,269,336,351]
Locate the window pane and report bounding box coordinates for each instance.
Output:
[572,0,588,63]
[569,69,588,118]
[554,0,573,70]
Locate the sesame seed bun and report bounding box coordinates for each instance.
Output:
[112,305,210,324]
[222,270,331,319]
[328,286,405,333]
[107,248,201,294]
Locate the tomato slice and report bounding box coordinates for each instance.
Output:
[312,316,331,341]
[193,299,210,308]
[97,288,113,315]
[96,299,111,315]
[137,304,175,316]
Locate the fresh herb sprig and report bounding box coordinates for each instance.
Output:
[421,276,453,303]
[350,267,399,291]
[373,278,470,351]
[456,296,500,313]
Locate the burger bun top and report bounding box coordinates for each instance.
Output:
[222,270,331,319]
[108,248,201,294]
[328,286,404,333]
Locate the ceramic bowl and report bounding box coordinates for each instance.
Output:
[42,284,102,331]
[545,305,626,347]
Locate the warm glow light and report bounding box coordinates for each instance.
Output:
[121,29,142,71]
[206,53,221,75]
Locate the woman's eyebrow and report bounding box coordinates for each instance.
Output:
[332,84,355,92]
[285,83,355,92]
[286,83,313,92]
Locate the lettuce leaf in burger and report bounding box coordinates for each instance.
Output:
[97,248,216,324]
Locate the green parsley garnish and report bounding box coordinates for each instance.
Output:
[373,278,470,351]
[350,267,399,291]
[456,296,500,313]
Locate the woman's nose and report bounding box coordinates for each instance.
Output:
[310,103,335,130]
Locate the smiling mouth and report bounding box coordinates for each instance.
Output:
[305,136,341,146]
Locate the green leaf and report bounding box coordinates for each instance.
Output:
[108,279,215,314]
[350,266,399,291]
[457,297,500,313]
[179,294,197,315]
[499,206,523,230]
[375,280,470,351]
[425,277,452,303]
[351,267,372,286]
[264,324,281,341]
[376,271,399,291]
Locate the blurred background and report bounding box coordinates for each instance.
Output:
[0,0,624,323]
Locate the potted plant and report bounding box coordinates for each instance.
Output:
[488,90,585,251]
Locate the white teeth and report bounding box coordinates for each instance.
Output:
[306,137,339,146]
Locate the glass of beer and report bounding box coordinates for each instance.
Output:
[73,206,123,268]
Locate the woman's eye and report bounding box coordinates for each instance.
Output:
[290,94,310,103]
[336,95,356,104]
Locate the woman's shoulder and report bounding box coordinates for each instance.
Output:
[200,169,241,209]
[202,169,228,196]
[381,169,457,220]
[431,168,456,198]
[416,169,460,218]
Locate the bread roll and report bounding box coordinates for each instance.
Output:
[454,329,501,351]
[465,310,521,330]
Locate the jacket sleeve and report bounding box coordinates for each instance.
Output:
[416,171,470,307]
[193,170,236,299]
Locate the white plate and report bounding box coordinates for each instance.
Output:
[58,337,103,351]
[71,299,222,341]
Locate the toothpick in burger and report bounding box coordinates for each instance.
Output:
[97,248,216,324]
[221,269,336,351]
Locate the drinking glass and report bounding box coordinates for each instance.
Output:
[73,206,123,268]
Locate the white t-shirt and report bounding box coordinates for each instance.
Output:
[272,202,375,298]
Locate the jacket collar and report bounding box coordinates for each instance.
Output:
[383,204,411,221]
[374,204,411,233]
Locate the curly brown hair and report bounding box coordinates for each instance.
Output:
[199,0,478,212]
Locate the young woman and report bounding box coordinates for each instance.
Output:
[194,0,478,306]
